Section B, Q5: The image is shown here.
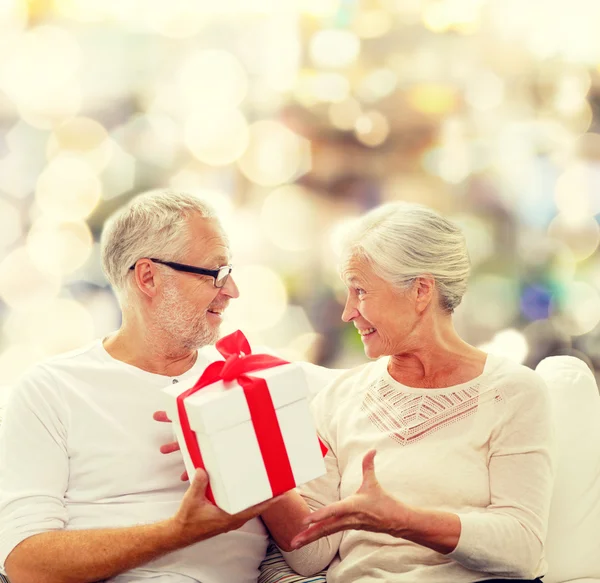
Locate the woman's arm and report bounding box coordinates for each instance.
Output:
[290,450,461,554]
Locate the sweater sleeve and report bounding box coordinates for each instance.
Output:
[0,366,70,570]
[279,382,344,576]
[447,368,556,579]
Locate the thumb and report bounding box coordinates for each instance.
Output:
[361,449,378,486]
[189,468,210,498]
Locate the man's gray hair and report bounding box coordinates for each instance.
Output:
[100,189,218,296]
[340,202,471,312]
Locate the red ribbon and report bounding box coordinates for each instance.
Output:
[176,330,302,505]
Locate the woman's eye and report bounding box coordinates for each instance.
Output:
[356,288,365,297]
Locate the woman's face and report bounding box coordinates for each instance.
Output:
[341,254,418,359]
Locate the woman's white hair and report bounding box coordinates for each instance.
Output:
[100,189,218,298]
[340,202,471,312]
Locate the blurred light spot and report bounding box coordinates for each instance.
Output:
[114,113,180,169]
[311,72,350,103]
[478,329,529,364]
[548,214,600,262]
[554,161,600,220]
[354,111,390,147]
[329,98,362,131]
[298,0,340,17]
[47,117,113,172]
[309,29,361,69]
[465,70,504,111]
[0,198,22,251]
[451,214,494,267]
[238,120,311,186]
[18,82,82,130]
[225,265,288,332]
[0,246,61,310]
[142,0,207,38]
[552,281,600,336]
[36,156,102,220]
[329,216,361,260]
[554,71,591,115]
[26,219,93,276]
[100,144,135,200]
[423,0,483,34]
[177,50,248,111]
[353,9,392,38]
[0,344,45,386]
[261,185,316,252]
[53,0,109,22]
[407,84,458,115]
[4,298,95,356]
[462,275,520,330]
[0,0,28,37]
[520,284,552,321]
[0,26,81,104]
[357,68,398,103]
[184,109,249,166]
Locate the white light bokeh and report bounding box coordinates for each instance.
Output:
[547,213,600,262]
[26,219,94,276]
[47,117,113,172]
[3,298,96,357]
[354,111,390,147]
[238,120,311,186]
[478,328,529,363]
[329,98,362,130]
[177,50,248,111]
[35,156,102,220]
[184,109,249,166]
[260,185,317,252]
[0,344,45,387]
[0,198,22,251]
[552,281,600,336]
[0,246,61,310]
[224,264,288,332]
[309,29,361,69]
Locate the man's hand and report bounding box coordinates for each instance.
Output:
[290,450,411,549]
[153,410,188,481]
[168,467,278,545]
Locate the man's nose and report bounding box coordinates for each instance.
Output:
[221,274,240,299]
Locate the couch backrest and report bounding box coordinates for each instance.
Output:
[535,356,600,583]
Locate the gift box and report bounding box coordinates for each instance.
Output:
[163,330,327,514]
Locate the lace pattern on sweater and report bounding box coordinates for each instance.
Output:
[361,377,503,445]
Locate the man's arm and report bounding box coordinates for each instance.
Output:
[5,469,274,583]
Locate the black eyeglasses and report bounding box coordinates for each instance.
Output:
[129,258,233,288]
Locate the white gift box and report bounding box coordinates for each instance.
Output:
[163,362,326,514]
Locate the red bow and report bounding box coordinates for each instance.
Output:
[176,330,299,505]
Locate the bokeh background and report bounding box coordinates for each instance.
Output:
[1,0,600,412]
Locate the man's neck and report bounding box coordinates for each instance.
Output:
[103,326,199,377]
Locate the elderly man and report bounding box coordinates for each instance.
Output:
[0,190,336,583]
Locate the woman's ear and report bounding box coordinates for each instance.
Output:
[414,276,435,313]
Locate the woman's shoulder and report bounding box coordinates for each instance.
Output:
[311,358,384,408]
[484,354,549,402]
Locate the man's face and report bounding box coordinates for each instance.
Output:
[154,214,239,349]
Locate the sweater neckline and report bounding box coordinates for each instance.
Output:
[378,353,501,395]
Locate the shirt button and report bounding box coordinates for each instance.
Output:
[172,379,178,384]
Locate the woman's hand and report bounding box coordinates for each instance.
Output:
[290,450,412,549]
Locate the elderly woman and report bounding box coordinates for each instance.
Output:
[262,202,554,583]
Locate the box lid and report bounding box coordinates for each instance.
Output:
[164,362,309,435]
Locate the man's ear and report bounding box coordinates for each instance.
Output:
[414,276,435,314]
[132,259,160,299]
